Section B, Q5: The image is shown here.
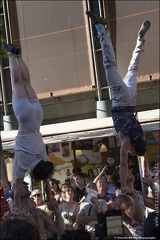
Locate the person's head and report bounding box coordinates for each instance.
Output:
[31,189,43,206]
[134,137,147,156]
[1,219,40,240]
[111,166,135,189]
[85,182,97,193]
[60,229,91,240]
[49,178,61,193]
[10,181,30,200]
[73,172,85,188]
[61,185,76,201]
[87,169,94,177]
[107,154,115,166]
[96,177,108,193]
[149,161,157,173]
[31,160,54,180]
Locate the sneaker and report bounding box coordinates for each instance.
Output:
[2,43,21,55]
[16,46,21,55]
[86,10,108,26]
[138,20,151,38]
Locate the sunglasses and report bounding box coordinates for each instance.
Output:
[33,194,41,197]
[86,185,95,188]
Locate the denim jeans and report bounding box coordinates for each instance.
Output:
[95,23,145,107]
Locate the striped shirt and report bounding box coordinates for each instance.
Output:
[112,106,143,143]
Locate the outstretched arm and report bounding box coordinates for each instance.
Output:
[141,176,159,209]
[14,178,24,208]
[44,205,64,234]
[93,166,107,183]
[44,178,53,202]
[13,178,26,217]
[140,154,150,177]
[119,137,130,190]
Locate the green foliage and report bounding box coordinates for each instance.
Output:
[0,0,8,58]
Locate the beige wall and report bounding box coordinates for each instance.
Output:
[4,0,159,125]
[9,1,95,98]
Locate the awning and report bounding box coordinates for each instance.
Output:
[1,109,160,150]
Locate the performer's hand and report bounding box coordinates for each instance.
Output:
[12,206,26,219]
[121,187,134,195]
[142,176,155,186]
[47,198,59,210]
[2,210,12,220]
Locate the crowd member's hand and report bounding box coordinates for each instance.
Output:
[102,165,108,174]
[12,206,26,219]
[97,206,103,213]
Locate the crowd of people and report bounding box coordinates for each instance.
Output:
[0,9,159,240]
[1,155,159,239]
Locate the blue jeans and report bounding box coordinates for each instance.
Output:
[95,24,145,107]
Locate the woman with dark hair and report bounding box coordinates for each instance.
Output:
[86,169,95,184]
[60,185,79,230]
[50,178,62,203]
[2,43,54,216]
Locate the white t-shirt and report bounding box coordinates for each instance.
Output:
[79,199,107,236]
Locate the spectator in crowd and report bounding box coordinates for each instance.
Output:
[49,178,62,203]
[111,167,155,237]
[96,177,116,210]
[105,174,117,194]
[2,43,54,217]
[31,188,44,207]
[31,188,53,215]
[73,172,86,202]
[75,182,107,239]
[1,219,40,240]
[60,184,79,230]
[94,158,118,194]
[70,176,77,189]
[31,188,56,240]
[106,155,119,192]
[141,175,160,215]
[94,167,116,208]
[0,185,11,222]
[0,179,11,200]
[148,161,158,177]
[105,154,117,176]
[86,169,95,184]
[10,181,64,239]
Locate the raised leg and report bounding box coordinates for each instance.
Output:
[2,43,38,101]
[95,23,130,107]
[123,40,145,106]
[123,20,151,106]
[8,54,28,102]
[16,56,37,100]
